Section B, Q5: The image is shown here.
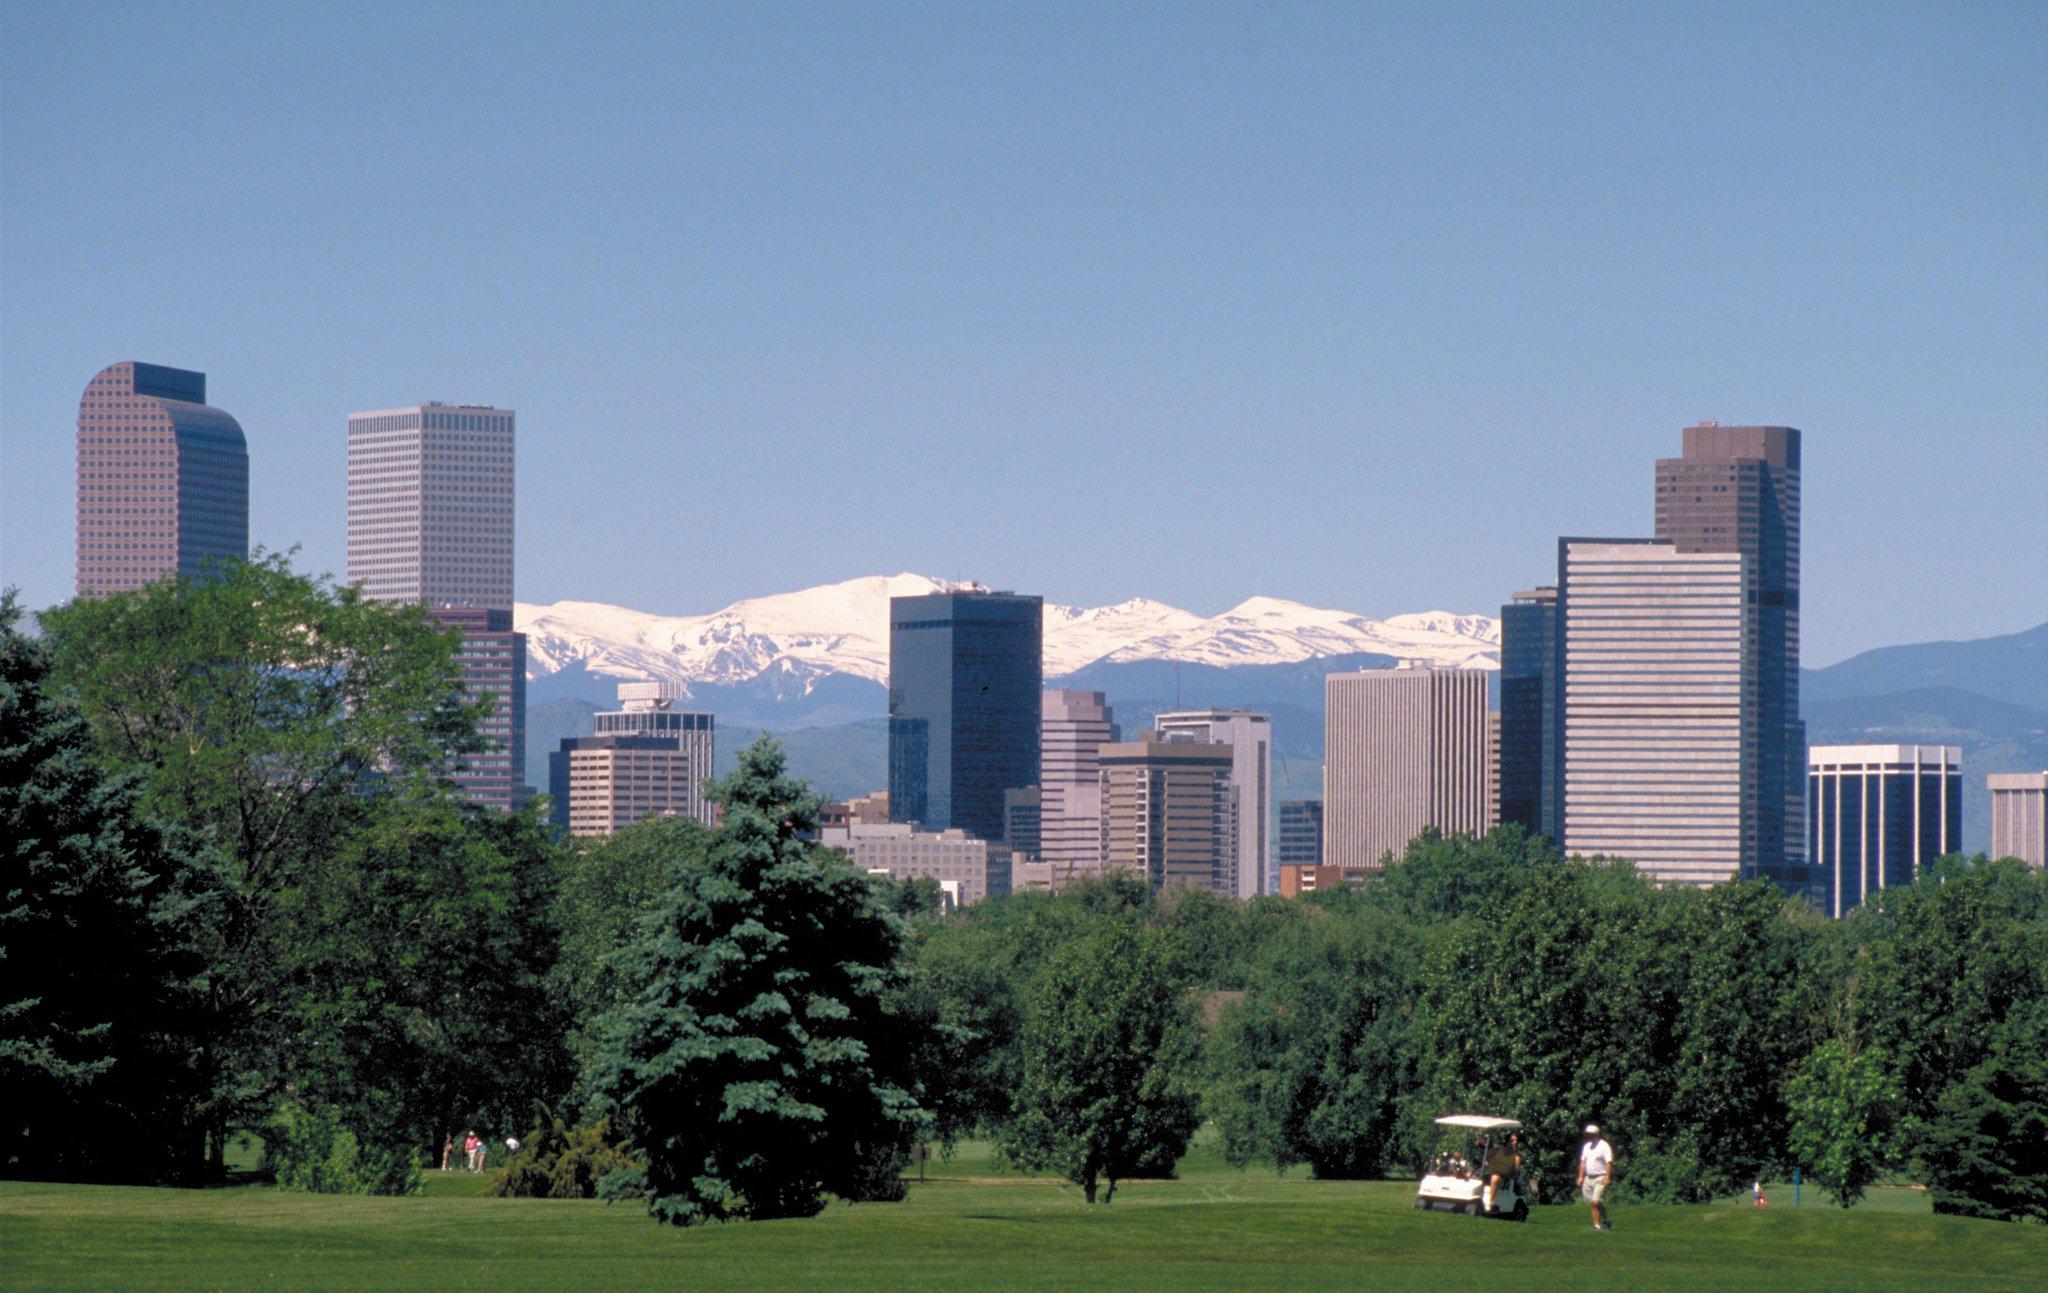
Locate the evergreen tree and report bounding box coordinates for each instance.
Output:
[0,595,201,1178]
[1002,918,1201,1202]
[552,816,709,1073]
[1914,966,2048,1221]
[587,738,927,1225]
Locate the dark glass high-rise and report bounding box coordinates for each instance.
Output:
[888,590,1042,841]
[1497,586,1559,839]
[1655,424,1805,888]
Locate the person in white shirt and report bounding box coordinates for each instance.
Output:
[1577,1124,1615,1230]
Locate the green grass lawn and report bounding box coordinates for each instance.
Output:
[4,1137,2041,1291]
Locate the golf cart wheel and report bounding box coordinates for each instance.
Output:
[1510,1200,1528,1222]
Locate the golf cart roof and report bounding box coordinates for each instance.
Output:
[1435,1115,1521,1131]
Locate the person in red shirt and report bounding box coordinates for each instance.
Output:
[463,1131,482,1172]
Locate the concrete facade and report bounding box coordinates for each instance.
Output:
[1989,772,2048,868]
[1559,538,1756,886]
[590,682,714,826]
[820,823,1012,905]
[346,403,515,609]
[348,401,524,810]
[549,734,700,837]
[75,362,248,595]
[1154,709,1273,898]
[1098,735,1237,893]
[1322,666,1490,872]
[1039,689,1119,884]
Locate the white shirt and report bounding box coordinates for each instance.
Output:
[1580,1139,1613,1178]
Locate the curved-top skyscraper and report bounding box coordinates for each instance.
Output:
[75,361,249,596]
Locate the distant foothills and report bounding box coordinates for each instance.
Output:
[518,573,2047,856]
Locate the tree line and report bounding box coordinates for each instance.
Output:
[3,558,2043,1224]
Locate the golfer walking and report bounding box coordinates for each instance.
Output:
[1577,1124,1615,1231]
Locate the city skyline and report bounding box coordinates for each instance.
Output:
[6,6,2045,665]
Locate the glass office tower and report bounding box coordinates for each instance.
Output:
[1809,745,1960,917]
[1497,585,1559,839]
[888,589,1042,841]
[1655,424,1805,888]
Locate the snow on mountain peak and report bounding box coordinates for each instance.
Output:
[516,575,1500,690]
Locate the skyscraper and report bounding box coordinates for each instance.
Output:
[887,589,1042,841]
[1497,586,1560,838]
[1989,772,2048,868]
[1098,735,1237,893]
[1809,745,1960,917]
[346,403,515,607]
[427,606,527,812]
[1154,709,1272,899]
[75,361,248,595]
[347,401,524,810]
[1655,424,1805,886]
[1558,538,1757,886]
[1278,799,1323,869]
[1322,665,1490,872]
[1038,690,1118,883]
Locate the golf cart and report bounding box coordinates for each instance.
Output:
[1415,1115,1527,1220]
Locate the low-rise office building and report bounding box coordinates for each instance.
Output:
[1990,772,2048,868]
[820,823,1012,905]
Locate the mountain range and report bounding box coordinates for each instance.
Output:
[518,573,1500,723]
[517,576,2045,857]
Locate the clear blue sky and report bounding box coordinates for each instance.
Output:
[3,2,2043,664]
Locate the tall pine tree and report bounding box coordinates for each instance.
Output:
[588,737,927,1225]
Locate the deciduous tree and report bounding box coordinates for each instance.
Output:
[1002,918,1201,1202]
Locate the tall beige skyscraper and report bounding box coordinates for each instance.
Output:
[347,402,524,810]
[346,403,515,608]
[1989,772,2048,868]
[1322,665,1490,871]
[1040,689,1119,883]
[1559,538,1757,886]
[1098,735,1236,893]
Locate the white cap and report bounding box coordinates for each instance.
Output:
[1584,1123,1600,1134]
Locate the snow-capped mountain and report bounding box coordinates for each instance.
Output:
[516,573,1499,698]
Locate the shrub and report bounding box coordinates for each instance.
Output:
[492,1112,639,1199]
[267,1100,422,1196]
